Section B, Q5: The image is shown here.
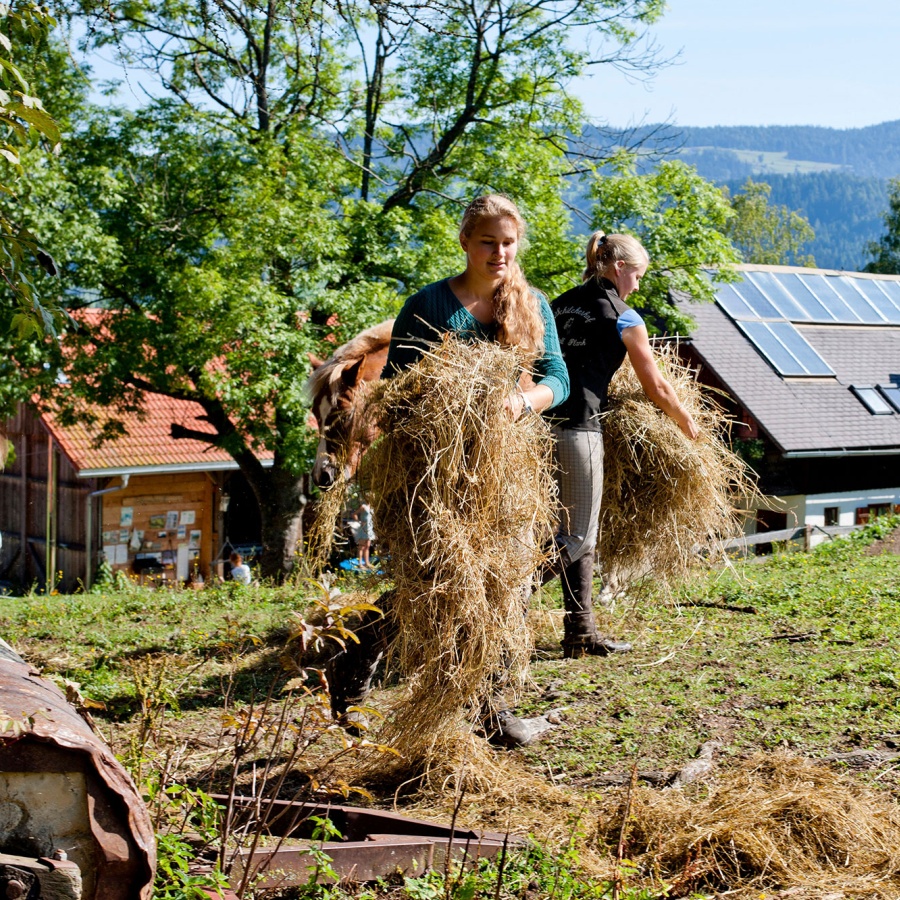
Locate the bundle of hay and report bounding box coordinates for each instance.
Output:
[355,335,556,772]
[599,341,758,588]
[599,752,900,897]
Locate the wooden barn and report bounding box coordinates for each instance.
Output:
[0,395,268,594]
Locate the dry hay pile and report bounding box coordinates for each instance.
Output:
[599,341,758,588]
[305,462,353,572]
[354,335,556,776]
[598,752,900,898]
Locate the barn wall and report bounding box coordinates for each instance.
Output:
[1,406,94,593]
[99,472,218,584]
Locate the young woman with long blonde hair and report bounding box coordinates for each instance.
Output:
[384,194,568,415]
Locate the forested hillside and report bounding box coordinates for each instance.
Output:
[615,121,900,270]
[723,173,889,271]
[677,121,900,180]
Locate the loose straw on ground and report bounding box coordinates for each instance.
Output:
[354,335,556,780]
[598,752,900,898]
[599,341,760,589]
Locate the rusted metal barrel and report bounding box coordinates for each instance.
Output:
[0,639,155,899]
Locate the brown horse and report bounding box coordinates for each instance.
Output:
[307,319,394,489]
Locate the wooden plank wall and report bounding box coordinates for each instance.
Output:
[100,473,216,584]
[1,406,92,593]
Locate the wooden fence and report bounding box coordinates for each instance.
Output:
[723,524,861,553]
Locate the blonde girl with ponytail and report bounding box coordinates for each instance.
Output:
[548,230,699,658]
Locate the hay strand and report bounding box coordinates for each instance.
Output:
[355,335,556,771]
[599,752,900,897]
[599,341,760,588]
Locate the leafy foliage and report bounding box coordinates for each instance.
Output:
[589,156,741,333]
[14,0,756,575]
[725,171,888,271]
[0,2,62,338]
[865,176,900,274]
[725,178,816,267]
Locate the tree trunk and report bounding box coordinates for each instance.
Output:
[254,466,308,581]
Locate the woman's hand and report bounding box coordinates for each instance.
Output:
[622,326,701,441]
[504,390,528,420]
[677,412,701,441]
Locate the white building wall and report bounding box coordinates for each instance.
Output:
[767,487,900,547]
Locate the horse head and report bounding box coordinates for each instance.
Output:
[307,320,393,489]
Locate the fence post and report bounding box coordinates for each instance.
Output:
[804,524,812,551]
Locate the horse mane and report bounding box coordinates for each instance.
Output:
[305,319,394,404]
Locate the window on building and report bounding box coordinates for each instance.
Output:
[877,383,900,413]
[824,507,839,527]
[857,503,892,525]
[850,386,895,415]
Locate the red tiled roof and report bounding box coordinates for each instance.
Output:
[42,392,273,476]
[40,308,275,475]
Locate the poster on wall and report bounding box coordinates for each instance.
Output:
[166,510,179,530]
[176,545,190,581]
[148,514,166,529]
[177,525,186,539]
[180,510,196,525]
[188,529,202,549]
[120,507,133,527]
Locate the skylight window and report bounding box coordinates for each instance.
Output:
[850,386,895,415]
[877,384,900,413]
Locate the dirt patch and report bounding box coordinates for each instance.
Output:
[864,526,900,556]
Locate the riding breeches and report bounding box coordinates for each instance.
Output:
[552,427,604,565]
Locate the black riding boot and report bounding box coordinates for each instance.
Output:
[561,554,632,658]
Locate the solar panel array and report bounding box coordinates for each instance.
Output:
[717,270,900,326]
[715,270,900,381]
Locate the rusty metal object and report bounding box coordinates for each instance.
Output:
[0,640,155,899]
[214,795,521,891]
[0,852,82,899]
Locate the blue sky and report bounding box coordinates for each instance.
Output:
[576,0,900,129]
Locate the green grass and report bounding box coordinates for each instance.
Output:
[4,521,900,897]
[523,518,900,788]
[5,521,899,787]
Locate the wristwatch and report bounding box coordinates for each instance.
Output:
[518,390,534,414]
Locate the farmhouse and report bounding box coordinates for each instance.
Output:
[680,264,900,542]
[0,396,267,593]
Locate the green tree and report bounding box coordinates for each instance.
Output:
[0,7,79,423]
[0,3,63,333]
[37,0,672,578]
[864,176,900,274]
[37,0,755,579]
[588,156,741,334]
[725,178,816,267]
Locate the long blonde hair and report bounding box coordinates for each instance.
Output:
[459,194,544,357]
[583,231,649,283]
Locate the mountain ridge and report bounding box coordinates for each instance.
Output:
[598,121,900,270]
